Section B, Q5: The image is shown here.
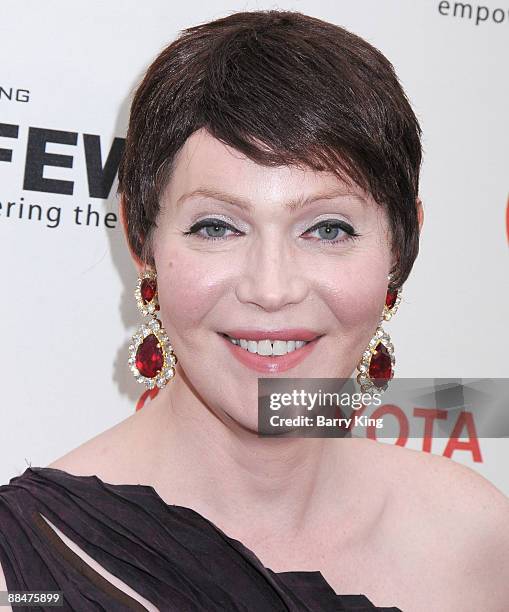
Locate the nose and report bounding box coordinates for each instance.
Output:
[235,235,309,312]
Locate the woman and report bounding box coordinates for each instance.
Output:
[1,9,508,612]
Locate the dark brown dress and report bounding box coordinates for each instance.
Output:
[0,467,403,611]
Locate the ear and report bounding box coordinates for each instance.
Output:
[119,193,146,274]
[416,197,424,234]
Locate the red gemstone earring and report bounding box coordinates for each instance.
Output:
[382,284,402,321]
[128,269,177,389]
[355,274,401,395]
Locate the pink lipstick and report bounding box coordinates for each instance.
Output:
[219,328,322,374]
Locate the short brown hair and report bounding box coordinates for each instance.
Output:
[118,9,422,289]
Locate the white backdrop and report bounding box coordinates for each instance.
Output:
[1,0,508,492]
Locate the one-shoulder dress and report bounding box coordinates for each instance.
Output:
[0,467,403,611]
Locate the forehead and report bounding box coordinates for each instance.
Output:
[163,128,373,211]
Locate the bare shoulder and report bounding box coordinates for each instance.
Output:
[47,404,149,482]
[381,439,509,516]
[357,436,508,504]
[377,437,505,492]
[368,439,509,609]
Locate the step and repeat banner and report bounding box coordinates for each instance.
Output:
[1,1,508,491]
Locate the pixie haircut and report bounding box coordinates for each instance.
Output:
[118,9,422,289]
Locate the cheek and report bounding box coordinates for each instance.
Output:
[153,247,229,333]
[314,251,389,332]
[310,255,389,377]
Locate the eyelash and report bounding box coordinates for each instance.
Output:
[183,218,361,245]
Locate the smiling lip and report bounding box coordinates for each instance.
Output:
[219,329,322,374]
[221,328,320,342]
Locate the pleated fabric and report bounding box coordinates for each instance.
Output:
[0,467,402,611]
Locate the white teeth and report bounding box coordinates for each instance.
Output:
[272,340,288,356]
[226,336,311,356]
[256,340,273,356]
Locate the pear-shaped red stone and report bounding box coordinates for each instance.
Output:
[385,288,398,310]
[368,341,392,388]
[135,334,163,378]
[140,278,157,304]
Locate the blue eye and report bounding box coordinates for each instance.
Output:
[183,218,360,244]
[184,219,240,240]
[304,220,360,244]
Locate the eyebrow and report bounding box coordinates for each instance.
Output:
[176,187,367,212]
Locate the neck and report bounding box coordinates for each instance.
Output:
[136,371,363,543]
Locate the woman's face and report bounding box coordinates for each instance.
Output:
[150,128,394,429]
